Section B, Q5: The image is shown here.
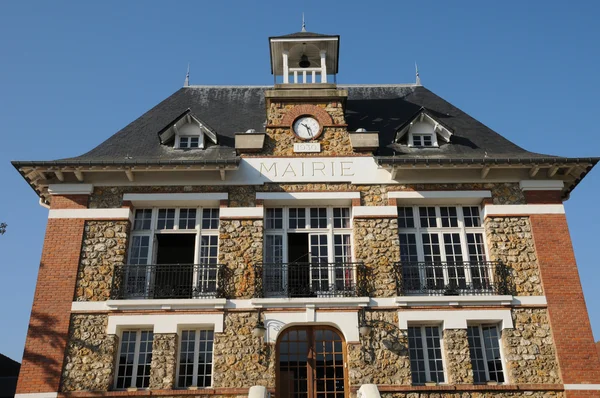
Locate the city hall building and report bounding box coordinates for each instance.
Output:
[12,29,600,398]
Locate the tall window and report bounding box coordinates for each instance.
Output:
[115,330,153,389]
[178,329,214,388]
[397,205,489,294]
[467,325,505,383]
[263,207,353,297]
[407,326,445,384]
[126,208,220,298]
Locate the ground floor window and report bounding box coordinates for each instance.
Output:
[178,329,214,388]
[407,326,445,384]
[467,324,505,383]
[115,330,153,389]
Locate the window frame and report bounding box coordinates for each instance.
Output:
[175,127,205,149]
[264,206,354,265]
[114,329,154,390]
[397,205,489,293]
[409,132,438,148]
[176,328,215,388]
[467,323,507,384]
[407,325,446,384]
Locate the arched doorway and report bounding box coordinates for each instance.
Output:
[276,325,347,398]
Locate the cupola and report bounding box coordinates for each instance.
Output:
[269,27,339,85]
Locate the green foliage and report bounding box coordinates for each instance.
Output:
[0,222,6,235]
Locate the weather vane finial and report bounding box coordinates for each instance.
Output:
[184,63,190,87]
[415,62,422,86]
[301,13,306,32]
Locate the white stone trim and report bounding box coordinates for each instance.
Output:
[256,191,360,205]
[48,184,93,195]
[264,310,360,343]
[219,207,264,219]
[252,297,370,308]
[14,393,58,398]
[398,309,513,330]
[352,206,397,218]
[72,299,228,312]
[389,190,491,205]
[107,313,224,335]
[123,193,227,207]
[482,204,565,217]
[48,208,132,221]
[395,295,513,307]
[512,296,547,305]
[519,180,564,191]
[564,384,600,390]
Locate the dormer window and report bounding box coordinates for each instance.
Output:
[395,108,453,149]
[409,122,438,148]
[175,123,204,149]
[157,109,218,150]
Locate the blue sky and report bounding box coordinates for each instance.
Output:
[1,0,599,362]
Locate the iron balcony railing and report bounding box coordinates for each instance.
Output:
[254,262,367,298]
[111,263,225,299]
[394,260,513,296]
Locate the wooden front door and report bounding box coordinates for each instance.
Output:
[277,326,347,398]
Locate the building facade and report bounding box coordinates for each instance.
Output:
[12,30,600,398]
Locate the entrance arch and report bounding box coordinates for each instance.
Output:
[276,325,347,398]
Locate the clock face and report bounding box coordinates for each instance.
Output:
[293,116,321,140]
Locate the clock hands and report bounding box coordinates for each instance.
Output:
[301,122,313,137]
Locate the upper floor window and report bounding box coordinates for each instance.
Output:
[262,206,354,298]
[409,122,438,148]
[115,330,153,389]
[394,109,453,148]
[398,205,490,295]
[124,208,220,299]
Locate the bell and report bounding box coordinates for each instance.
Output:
[299,54,311,68]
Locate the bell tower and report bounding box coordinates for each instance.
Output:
[269,29,339,84]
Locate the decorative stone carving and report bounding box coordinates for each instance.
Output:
[503,308,561,384]
[212,312,275,388]
[485,217,543,296]
[443,329,473,384]
[347,310,411,386]
[75,221,129,301]
[149,333,177,390]
[353,218,400,297]
[219,220,264,299]
[61,315,118,391]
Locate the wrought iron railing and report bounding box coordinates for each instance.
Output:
[394,261,513,296]
[254,262,367,298]
[111,263,225,299]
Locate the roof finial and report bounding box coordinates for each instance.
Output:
[301,13,306,32]
[184,63,190,87]
[415,62,422,86]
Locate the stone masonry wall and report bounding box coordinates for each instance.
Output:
[149,333,177,390]
[75,221,129,301]
[61,314,118,392]
[219,220,263,299]
[485,217,543,296]
[444,328,473,384]
[212,312,275,388]
[347,310,411,386]
[503,308,561,384]
[353,218,400,297]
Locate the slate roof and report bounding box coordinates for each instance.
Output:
[13,84,596,166]
[270,31,336,39]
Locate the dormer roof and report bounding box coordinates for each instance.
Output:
[157,109,218,146]
[394,107,453,144]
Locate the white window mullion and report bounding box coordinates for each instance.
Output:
[420,327,431,381]
[130,331,142,388]
[193,330,200,387]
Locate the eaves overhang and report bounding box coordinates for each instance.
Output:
[12,157,241,203]
[376,156,600,199]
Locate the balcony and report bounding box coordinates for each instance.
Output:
[395,261,512,296]
[111,263,225,299]
[254,262,367,298]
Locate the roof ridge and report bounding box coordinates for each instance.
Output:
[185,85,271,88]
[184,83,419,89]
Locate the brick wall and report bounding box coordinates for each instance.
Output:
[523,190,563,204]
[529,214,600,388]
[50,194,89,209]
[16,196,87,394]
